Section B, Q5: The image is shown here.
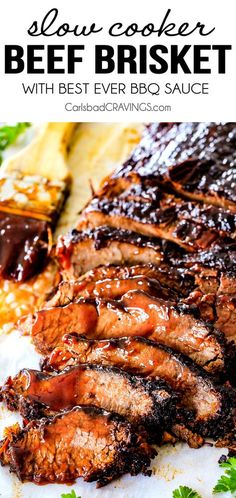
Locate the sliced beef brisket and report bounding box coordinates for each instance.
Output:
[79,180,228,252]
[56,226,163,279]
[42,336,234,438]
[46,274,177,307]
[0,406,154,486]
[0,364,176,433]
[19,289,226,375]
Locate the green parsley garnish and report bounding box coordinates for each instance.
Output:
[61,490,81,498]
[0,122,31,164]
[172,485,202,498]
[213,456,236,494]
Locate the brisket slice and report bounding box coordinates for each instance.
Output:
[56,226,163,279]
[46,269,178,308]
[20,289,226,375]
[46,266,180,309]
[0,406,154,486]
[0,364,176,433]
[79,181,224,252]
[74,263,194,296]
[112,122,236,212]
[42,336,234,438]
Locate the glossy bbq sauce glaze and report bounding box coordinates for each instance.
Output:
[0,212,50,282]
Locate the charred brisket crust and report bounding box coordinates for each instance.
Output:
[175,303,236,379]
[66,226,163,251]
[0,406,154,486]
[18,398,47,421]
[135,338,235,438]
[164,240,236,301]
[86,196,176,227]
[173,239,236,276]
[223,340,236,385]
[176,202,236,235]
[180,383,235,438]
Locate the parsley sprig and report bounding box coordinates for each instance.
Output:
[60,458,236,497]
[213,456,236,495]
[61,490,81,498]
[0,122,31,164]
[172,486,202,498]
